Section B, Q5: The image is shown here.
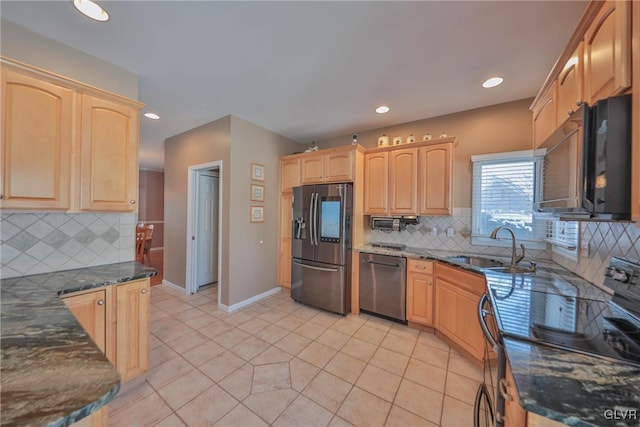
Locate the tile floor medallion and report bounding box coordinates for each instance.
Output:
[108,284,484,426]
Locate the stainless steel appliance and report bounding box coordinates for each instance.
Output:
[370,216,419,231]
[535,94,632,219]
[474,257,640,426]
[359,253,407,323]
[291,183,352,315]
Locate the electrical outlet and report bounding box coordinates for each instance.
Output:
[446,227,455,237]
[431,226,438,236]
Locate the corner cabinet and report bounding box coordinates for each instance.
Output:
[62,289,108,353]
[1,68,73,209]
[0,58,143,212]
[434,263,487,361]
[80,95,139,212]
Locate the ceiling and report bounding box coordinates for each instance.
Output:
[1,1,587,170]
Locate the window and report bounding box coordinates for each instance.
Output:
[546,220,579,260]
[471,151,546,249]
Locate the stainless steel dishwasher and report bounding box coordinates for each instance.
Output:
[359,252,407,323]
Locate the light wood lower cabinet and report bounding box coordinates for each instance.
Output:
[504,362,528,427]
[62,289,107,353]
[406,259,434,326]
[434,263,486,361]
[278,193,292,288]
[116,279,150,383]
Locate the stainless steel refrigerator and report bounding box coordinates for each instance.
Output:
[291,183,352,315]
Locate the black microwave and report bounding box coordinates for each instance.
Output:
[535,94,632,220]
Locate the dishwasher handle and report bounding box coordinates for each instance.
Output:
[364,260,401,268]
[478,293,499,352]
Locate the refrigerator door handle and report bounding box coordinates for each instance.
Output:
[312,192,319,246]
[309,192,316,246]
[293,260,339,272]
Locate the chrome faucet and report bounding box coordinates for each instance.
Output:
[490,226,525,267]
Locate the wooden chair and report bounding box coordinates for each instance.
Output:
[142,224,154,265]
[135,230,146,264]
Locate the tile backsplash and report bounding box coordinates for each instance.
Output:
[369,208,551,260]
[553,221,640,289]
[369,208,640,290]
[1,213,136,279]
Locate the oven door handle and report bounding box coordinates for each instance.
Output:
[478,293,499,352]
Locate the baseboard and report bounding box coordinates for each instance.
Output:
[219,286,282,312]
[162,279,189,295]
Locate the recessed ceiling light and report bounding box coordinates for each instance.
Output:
[376,105,390,114]
[73,0,109,22]
[482,77,504,89]
[144,113,160,120]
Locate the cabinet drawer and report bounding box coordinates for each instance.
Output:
[435,263,485,296]
[408,259,433,274]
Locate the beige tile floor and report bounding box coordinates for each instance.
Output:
[108,285,483,427]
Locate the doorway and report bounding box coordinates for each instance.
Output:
[186,161,223,302]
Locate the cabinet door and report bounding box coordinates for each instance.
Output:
[418,143,453,215]
[364,152,389,215]
[632,1,640,224]
[1,69,72,210]
[532,81,557,149]
[556,43,584,125]
[389,148,417,215]
[504,363,528,427]
[62,289,107,353]
[278,193,292,288]
[301,155,325,184]
[325,150,353,182]
[584,0,631,105]
[280,158,301,192]
[407,271,434,326]
[435,279,485,361]
[80,94,138,211]
[116,279,150,383]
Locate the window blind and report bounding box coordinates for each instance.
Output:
[471,152,545,249]
[546,219,579,260]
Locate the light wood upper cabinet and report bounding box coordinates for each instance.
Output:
[532,81,557,149]
[389,148,418,215]
[584,0,631,105]
[556,43,584,125]
[1,68,72,210]
[280,158,301,192]
[406,259,434,326]
[418,143,453,215]
[363,152,388,215]
[62,289,107,353]
[80,94,139,212]
[300,148,354,184]
[278,193,292,288]
[116,278,150,383]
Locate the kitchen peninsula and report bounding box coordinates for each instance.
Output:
[0,262,156,427]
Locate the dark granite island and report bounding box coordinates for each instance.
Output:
[1,261,157,427]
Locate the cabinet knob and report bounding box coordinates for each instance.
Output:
[97,300,105,306]
[428,281,432,286]
[576,99,583,107]
[129,200,136,204]
[0,194,3,200]
[567,109,574,116]
[141,288,148,294]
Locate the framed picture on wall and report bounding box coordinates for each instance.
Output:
[250,184,265,202]
[251,163,265,181]
[250,206,264,223]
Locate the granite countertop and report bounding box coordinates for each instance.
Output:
[356,244,640,426]
[1,261,157,427]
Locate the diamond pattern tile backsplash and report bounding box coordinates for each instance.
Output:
[553,221,640,289]
[1,212,136,279]
[369,208,552,260]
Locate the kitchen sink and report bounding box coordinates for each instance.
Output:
[484,265,536,274]
[447,255,506,268]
